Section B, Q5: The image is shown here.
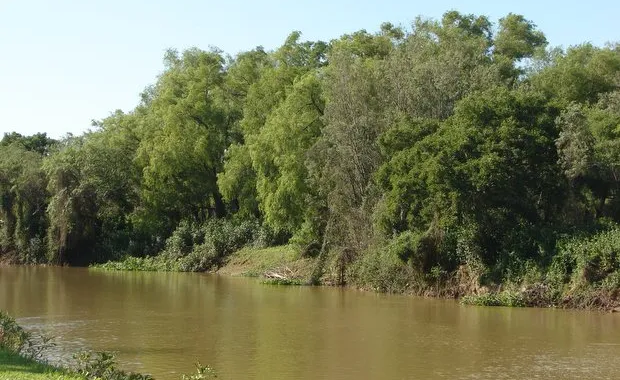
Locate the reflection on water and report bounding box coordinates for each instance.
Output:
[1,266,620,379]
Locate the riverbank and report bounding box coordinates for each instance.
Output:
[216,244,620,312]
[91,241,620,312]
[216,245,314,278]
[0,349,83,380]
[0,311,159,380]
[223,247,620,311]
[0,311,83,380]
[5,265,620,379]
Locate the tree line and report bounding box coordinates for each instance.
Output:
[2,11,619,300]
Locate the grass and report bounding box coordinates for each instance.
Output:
[93,244,318,286]
[0,349,83,380]
[217,245,315,280]
[461,290,527,307]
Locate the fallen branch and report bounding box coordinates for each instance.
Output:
[264,271,288,280]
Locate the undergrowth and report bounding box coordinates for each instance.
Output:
[94,218,284,272]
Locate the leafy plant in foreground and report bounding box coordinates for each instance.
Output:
[182,362,218,379]
[74,351,154,380]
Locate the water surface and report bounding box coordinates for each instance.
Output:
[1,266,619,379]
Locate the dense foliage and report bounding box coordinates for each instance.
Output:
[2,11,619,305]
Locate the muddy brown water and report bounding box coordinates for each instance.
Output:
[1,266,620,379]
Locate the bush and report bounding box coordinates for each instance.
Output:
[182,362,218,379]
[349,248,418,293]
[550,227,620,288]
[0,311,56,361]
[95,256,177,271]
[163,220,197,258]
[74,351,154,380]
[0,311,29,352]
[15,236,47,264]
[177,218,261,270]
[95,217,279,272]
[462,290,526,307]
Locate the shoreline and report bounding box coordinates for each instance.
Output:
[88,245,620,312]
[211,246,620,312]
[0,311,157,380]
[0,349,83,380]
[5,245,619,312]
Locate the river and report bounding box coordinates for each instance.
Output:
[1,266,620,379]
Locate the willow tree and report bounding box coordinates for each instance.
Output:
[44,111,141,265]
[218,32,328,232]
[0,143,48,262]
[383,12,504,121]
[134,48,232,237]
[44,137,90,265]
[250,72,325,239]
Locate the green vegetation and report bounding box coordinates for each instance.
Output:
[1,11,620,308]
[72,352,152,380]
[217,245,314,278]
[0,310,73,380]
[1,311,218,379]
[92,218,284,272]
[180,364,217,380]
[0,310,150,380]
[0,350,83,380]
[261,277,306,286]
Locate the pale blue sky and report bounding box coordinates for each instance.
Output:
[1,0,618,138]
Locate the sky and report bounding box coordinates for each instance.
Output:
[0,0,618,139]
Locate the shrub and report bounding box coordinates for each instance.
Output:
[95,217,278,272]
[95,256,176,272]
[349,248,418,293]
[163,220,198,258]
[74,351,154,380]
[550,227,620,288]
[182,362,218,379]
[0,311,29,352]
[16,236,47,264]
[0,311,56,361]
[462,290,526,307]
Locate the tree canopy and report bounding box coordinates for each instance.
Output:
[2,11,619,301]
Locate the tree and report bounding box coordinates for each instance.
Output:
[135,48,230,236]
[531,44,620,106]
[556,95,620,222]
[378,88,564,274]
[45,112,141,265]
[1,132,56,155]
[311,30,391,253]
[250,72,325,236]
[494,13,547,60]
[219,32,328,227]
[383,11,502,120]
[0,143,48,262]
